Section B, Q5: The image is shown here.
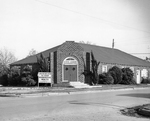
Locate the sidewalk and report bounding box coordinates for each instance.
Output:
[0,84,150,97]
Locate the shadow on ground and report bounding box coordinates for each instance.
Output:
[118,93,150,99]
[68,100,126,109]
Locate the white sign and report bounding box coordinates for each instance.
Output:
[39,77,51,83]
[38,72,51,78]
[38,72,52,83]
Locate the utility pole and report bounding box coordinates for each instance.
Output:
[112,39,114,48]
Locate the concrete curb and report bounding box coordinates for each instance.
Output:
[1,86,150,98]
[0,94,21,97]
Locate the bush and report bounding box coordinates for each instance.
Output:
[99,73,106,84]
[8,66,20,86]
[21,76,36,86]
[31,67,39,85]
[99,73,114,84]
[27,78,36,86]
[141,77,150,84]
[8,75,20,86]
[22,65,32,76]
[0,74,8,86]
[0,65,9,86]
[20,65,36,86]
[121,68,136,85]
[82,70,94,85]
[108,66,122,84]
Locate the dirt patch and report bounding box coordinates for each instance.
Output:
[120,104,150,119]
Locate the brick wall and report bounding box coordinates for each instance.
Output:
[56,41,85,83]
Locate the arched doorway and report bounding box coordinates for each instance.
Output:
[62,57,78,82]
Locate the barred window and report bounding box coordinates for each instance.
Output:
[102,65,107,73]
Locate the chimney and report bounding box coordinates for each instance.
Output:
[112,39,114,48]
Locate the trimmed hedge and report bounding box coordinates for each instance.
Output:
[121,68,136,85]
[108,66,122,84]
[99,66,136,85]
[99,73,114,84]
[141,77,150,84]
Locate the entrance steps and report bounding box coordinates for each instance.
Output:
[69,82,92,88]
[53,82,73,88]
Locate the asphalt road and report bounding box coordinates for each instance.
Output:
[0,88,150,121]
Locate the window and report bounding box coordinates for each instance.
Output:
[66,58,74,60]
[121,66,125,68]
[102,65,107,73]
[141,69,148,78]
[130,67,134,72]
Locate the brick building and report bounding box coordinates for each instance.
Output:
[10,41,150,85]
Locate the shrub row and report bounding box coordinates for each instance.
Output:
[98,66,136,85]
[0,65,37,86]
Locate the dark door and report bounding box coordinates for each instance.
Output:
[64,65,70,81]
[64,65,77,82]
[70,65,77,81]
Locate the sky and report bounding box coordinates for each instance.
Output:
[0,0,150,60]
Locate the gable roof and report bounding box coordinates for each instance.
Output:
[10,45,61,65]
[10,41,150,67]
[79,43,150,67]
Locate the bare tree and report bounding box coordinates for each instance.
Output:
[79,41,96,45]
[27,49,37,57]
[0,48,17,67]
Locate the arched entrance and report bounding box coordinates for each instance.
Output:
[62,57,78,82]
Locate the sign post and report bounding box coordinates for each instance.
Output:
[38,72,53,87]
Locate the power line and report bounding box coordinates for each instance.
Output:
[115,35,150,44]
[130,53,150,55]
[35,0,150,34]
[116,42,150,47]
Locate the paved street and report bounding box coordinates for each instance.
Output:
[0,88,150,121]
